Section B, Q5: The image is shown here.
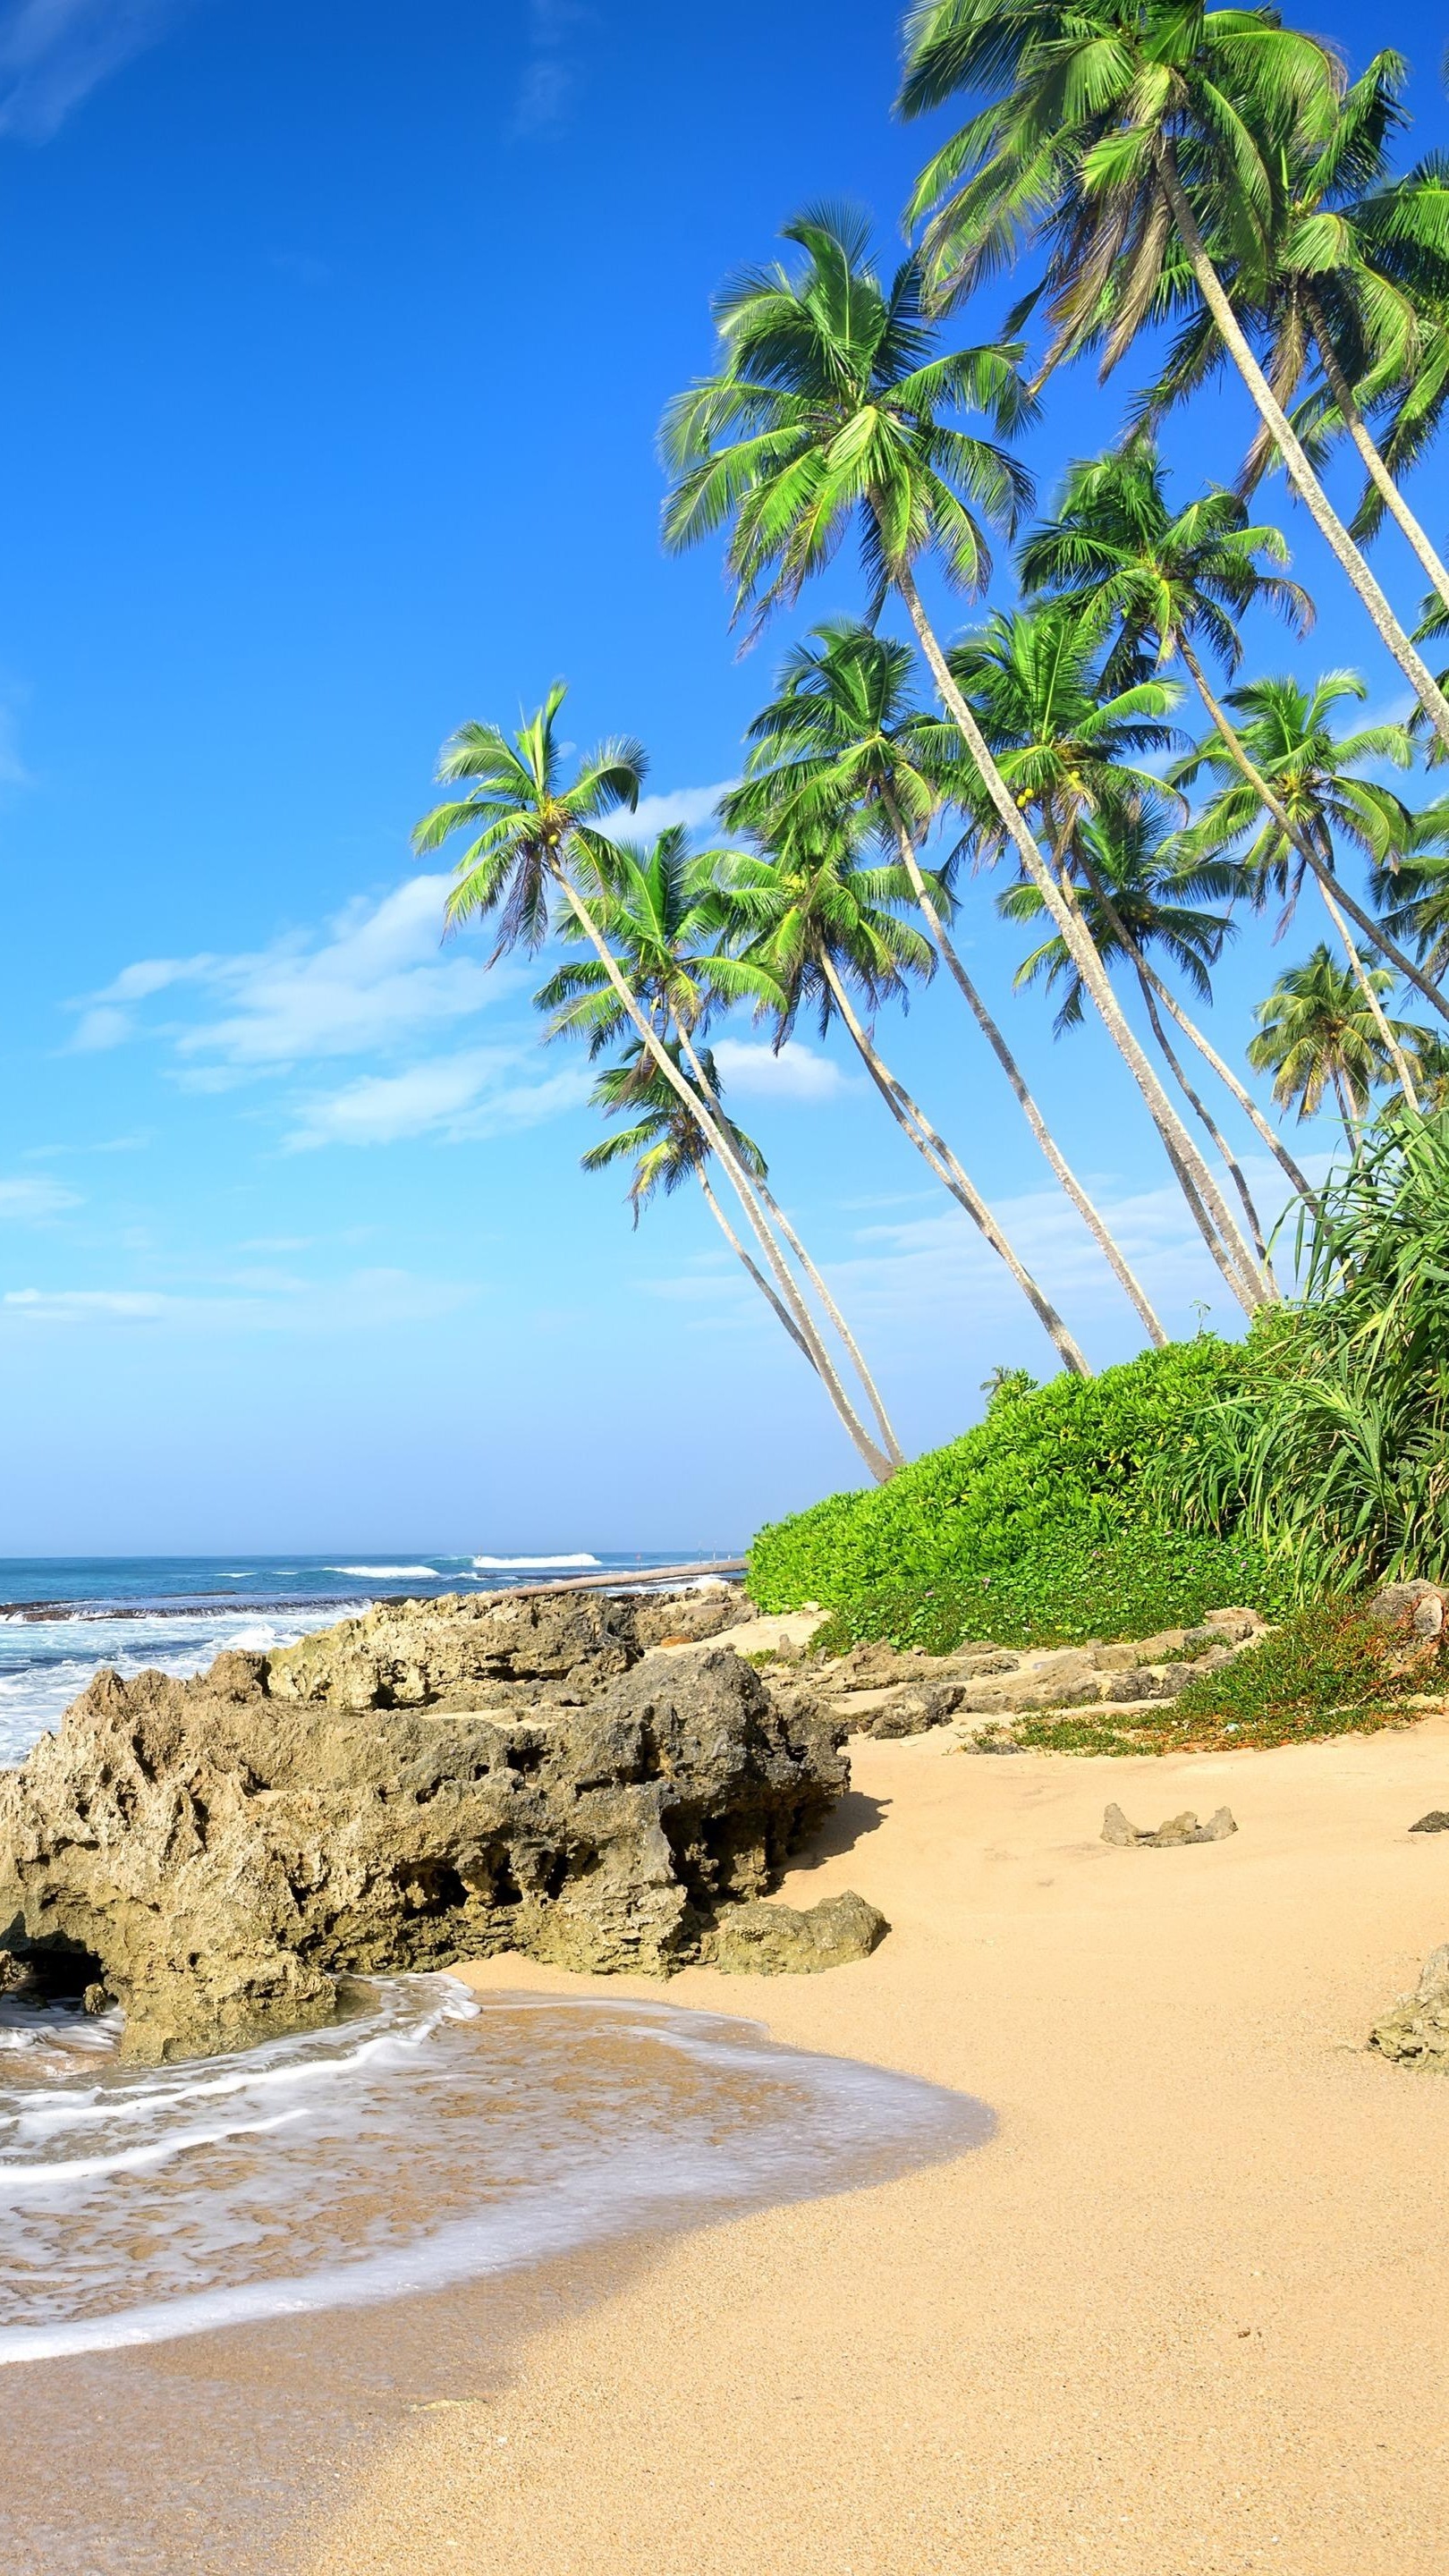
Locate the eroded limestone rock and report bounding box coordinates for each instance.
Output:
[1101,1802,1237,1849]
[703,1888,887,1974]
[0,1604,847,2063]
[1370,1944,1449,2066]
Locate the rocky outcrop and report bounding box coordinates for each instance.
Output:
[1370,1944,1449,2067]
[1101,1802,1237,1849]
[763,1606,1268,1744]
[0,1590,847,2063]
[702,1889,887,1974]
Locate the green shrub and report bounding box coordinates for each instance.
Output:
[750,1338,1251,1614]
[810,1528,1292,1657]
[1170,1601,1437,1729]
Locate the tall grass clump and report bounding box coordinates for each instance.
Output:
[1179,1114,1449,1591]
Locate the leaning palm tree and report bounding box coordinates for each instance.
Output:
[1249,945,1409,1146]
[1173,672,1422,1104]
[1001,811,1285,1264]
[1371,797,1449,987]
[724,619,1166,1344]
[899,1,1449,760]
[536,822,902,1466]
[582,1043,825,1371]
[944,597,1270,1309]
[708,811,1094,1375]
[413,686,896,1482]
[1019,440,1449,1028]
[660,206,1263,1314]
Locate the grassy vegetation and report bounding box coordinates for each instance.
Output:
[1012,1604,1445,1757]
[750,1340,1293,1643]
[810,1529,1292,1657]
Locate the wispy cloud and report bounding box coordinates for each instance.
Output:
[1,1268,477,1332]
[617,783,737,843]
[0,0,194,142]
[0,1174,80,1221]
[513,0,590,136]
[711,1038,850,1104]
[287,1051,591,1149]
[70,877,501,1064]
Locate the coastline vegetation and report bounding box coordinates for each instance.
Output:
[414,4,1449,1711]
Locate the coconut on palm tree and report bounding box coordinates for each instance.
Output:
[708,808,1094,1376]
[413,687,897,1483]
[1172,670,1423,1102]
[537,822,902,1466]
[1249,944,1411,1144]
[899,0,1449,759]
[660,207,1267,1318]
[1019,439,1449,1027]
[724,618,1167,1344]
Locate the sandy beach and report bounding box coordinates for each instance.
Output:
[301,1712,1449,2576]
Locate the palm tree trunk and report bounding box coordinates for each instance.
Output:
[894,555,1269,1318]
[1156,140,1449,762]
[1135,970,1273,1271]
[1309,869,1420,1108]
[696,1169,821,1369]
[1051,838,1271,1313]
[1177,637,1449,1029]
[1131,949,1320,1216]
[673,1017,905,1467]
[883,791,1168,1349]
[548,863,896,1483]
[1304,292,1449,618]
[816,951,1094,1377]
[1331,1070,1360,1153]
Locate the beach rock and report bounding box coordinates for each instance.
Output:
[1102,1803,1237,1849]
[1410,1811,1449,1834]
[703,1889,887,1974]
[1369,1943,1449,2066]
[0,1610,852,2063]
[1368,1579,1449,1632]
[631,1588,751,1651]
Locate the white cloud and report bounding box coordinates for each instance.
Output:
[0,1174,80,1220]
[1,1269,477,1332]
[513,0,589,135]
[611,782,737,843]
[70,877,498,1065]
[0,0,192,141]
[287,1050,591,1149]
[712,1038,849,1102]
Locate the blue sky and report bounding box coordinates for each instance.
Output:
[0,0,1445,1553]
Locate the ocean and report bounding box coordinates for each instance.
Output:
[0,1551,737,1767]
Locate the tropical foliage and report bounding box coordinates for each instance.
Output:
[411,5,1449,1603]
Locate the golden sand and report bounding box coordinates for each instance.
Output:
[304,1716,1449,2575]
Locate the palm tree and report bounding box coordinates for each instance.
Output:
[413,686,897,1483]
[582,1043,823,1370]
[1371,797,1449,984]
[1019,440,1449,1027]
[724,618,1167,1344]
[1173,672,1422,1103]
[899,1,1449,761]
[1132,50,1449,617]
[1351,151,1449,541]
[943,598,1270,1308]
[658,208,1269,1320]
[1249,945,1410,1145]
[536,822,902,1465]
[1001,811,1285,1264]
[708,811,1094,1376]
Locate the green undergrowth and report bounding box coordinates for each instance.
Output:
[1012,1603,1444,1757]
[809,1529,1292,1658]
[750,1340,1274,1624]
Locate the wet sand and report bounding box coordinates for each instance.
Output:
[304,1714,1449,2576]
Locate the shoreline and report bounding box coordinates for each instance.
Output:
[303,1716,1449,2576]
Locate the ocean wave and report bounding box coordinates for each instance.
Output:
[471,1553,601,1569]
[326,1565,440,1580]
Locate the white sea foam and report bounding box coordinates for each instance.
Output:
[0,1610,343,1768]
[0,1982,990,2365]
[326,1565,440,1579]
[472,1553,601,1569]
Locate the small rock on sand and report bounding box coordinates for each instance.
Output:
[1410,1811,1449,1834]
[1102,1802,1237,1850]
